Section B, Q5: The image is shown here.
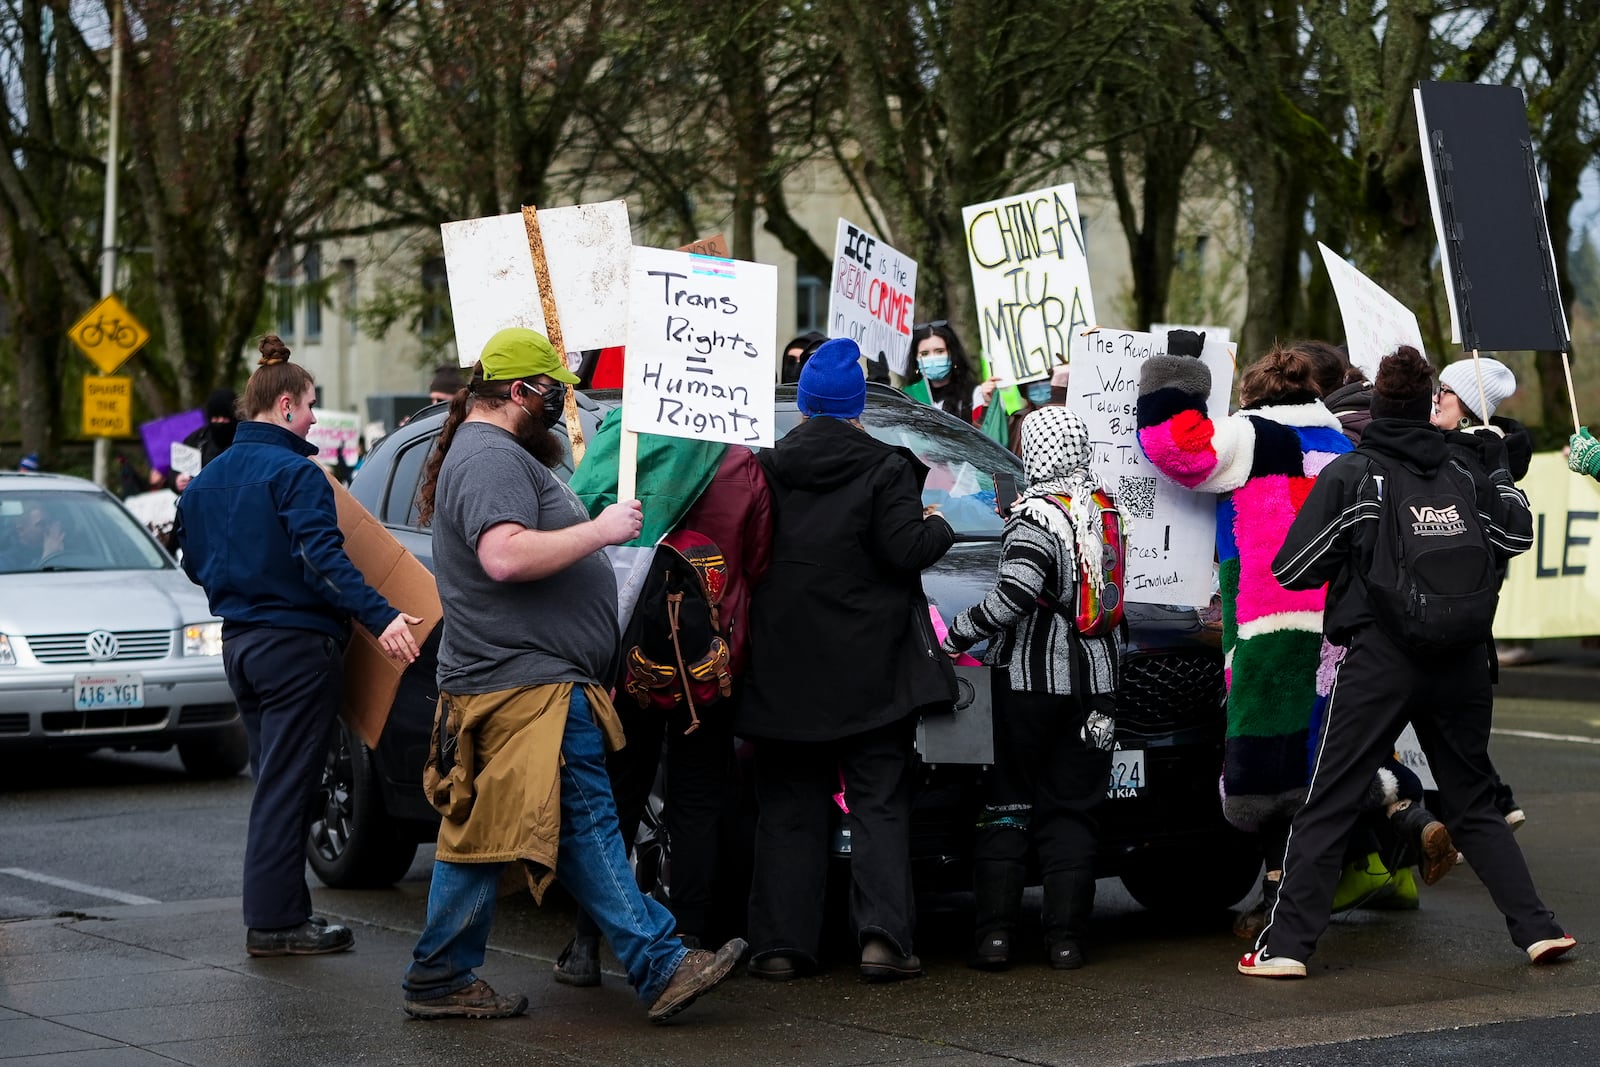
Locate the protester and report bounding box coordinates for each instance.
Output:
[176,334,421,958]
[1241,346,1575,977]
[1323,366,1373,445]
[400,327,744,1023]
[428,364,466,403]
[1003,362,1070,457]
[739,336,954,983]
[902,321,980,423]
[16,452,40,472]
[780,331,826,384]
[940,406,1125,972]
[556,410,773,983]
[1136,332,1452,938]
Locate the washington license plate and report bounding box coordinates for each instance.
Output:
[1107,748,1146,799]
[74,673,144,711]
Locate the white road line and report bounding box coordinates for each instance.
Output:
[0,868,159,905]
[1491,728,1600,747]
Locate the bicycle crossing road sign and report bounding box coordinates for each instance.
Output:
[69,294,149,375]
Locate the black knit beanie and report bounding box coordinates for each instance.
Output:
[1369,346,1433,422]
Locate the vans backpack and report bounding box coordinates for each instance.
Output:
[619,529,733,733]
[1042,489,1128,637]
[1357,451,1500,649]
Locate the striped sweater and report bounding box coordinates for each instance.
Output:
[942,511,1122,695]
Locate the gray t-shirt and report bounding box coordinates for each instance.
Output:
[432,421,619,693]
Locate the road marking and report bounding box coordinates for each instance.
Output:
[0,868,159,905]
[1492,728,1600,746]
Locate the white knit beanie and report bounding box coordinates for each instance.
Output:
[1438,357,1515,423]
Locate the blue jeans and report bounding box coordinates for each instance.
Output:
[403,688,687,1004]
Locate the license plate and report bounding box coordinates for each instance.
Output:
[74,673,144,711]
[1107,748,1146,799]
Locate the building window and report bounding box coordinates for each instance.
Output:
[303,244,322,344]
[340,258,358,343]
[795,273,825,333]
[275,249,295,339]
[421,257,448,337]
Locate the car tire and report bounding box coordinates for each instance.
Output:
[307,723,418,889]
[177,720,249,779]
[1118,835,1262,916]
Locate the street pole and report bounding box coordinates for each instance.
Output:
[93,1,124,489]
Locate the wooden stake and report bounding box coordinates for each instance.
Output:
[521,205,586,465]
[1561,350,1582,435]
[618,426,639,506]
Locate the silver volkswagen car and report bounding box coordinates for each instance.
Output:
[0,471,246,777]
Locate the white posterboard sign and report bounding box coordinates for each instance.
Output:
[1151,323,1231,345]
[827,218,918,377]
[440,200,632,368]
[169,442,203,478]
[622,246,778,447]
[962,182,1096,385]
[307,408,362,467]
[1317,243,1426,380]
[1067,328,1236,607]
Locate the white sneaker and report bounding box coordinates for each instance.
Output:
[1505,808,1527,831]
[1237,951,1307,978]
[1527,936,1576,964]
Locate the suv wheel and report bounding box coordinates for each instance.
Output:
[1118,834,1262,916]
[307,723,418,888]
[177,720,249,779]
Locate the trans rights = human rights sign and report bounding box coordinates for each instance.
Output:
[622,246,778,448]
[962,182,1096,385]
[827,218,918,377]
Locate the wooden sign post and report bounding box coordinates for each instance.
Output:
[521,206,586,464]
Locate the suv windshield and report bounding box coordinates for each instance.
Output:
[0,490,169,574]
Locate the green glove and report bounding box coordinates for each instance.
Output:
[1568,427,1600,477]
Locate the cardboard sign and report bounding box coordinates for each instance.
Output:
[307,408,362,467]
[621,246,778,447]
[962,183,1096,385]
[827,218,918,377]
[322,470,441,748]
[1414,81,1570,353]
[441,200,632,367]
[1067,328,1236,607]
[1317,243,1427,379]
[679,233,730,258]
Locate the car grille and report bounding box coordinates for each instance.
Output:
[41,707,170,733]
[180,703,237,725]
[1114,650,1226,735]
[25,630,172,664]
[0,713,28,735]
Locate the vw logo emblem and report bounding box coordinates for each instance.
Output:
[85,630,120,661]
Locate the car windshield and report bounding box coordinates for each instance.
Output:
[0,490,169,574]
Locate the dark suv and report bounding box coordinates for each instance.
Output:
[312,385,1256,915]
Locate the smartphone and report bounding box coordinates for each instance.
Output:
[993,472,1019,518]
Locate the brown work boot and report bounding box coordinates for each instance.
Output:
[647,938,747,1023]
[402,979,528,1020]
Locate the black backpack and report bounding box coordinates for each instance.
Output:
[1357,449,1500,649]
[619,529,733,733]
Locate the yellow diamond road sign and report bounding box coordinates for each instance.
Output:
[69,294,149,375]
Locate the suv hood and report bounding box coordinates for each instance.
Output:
[0,570,216,634]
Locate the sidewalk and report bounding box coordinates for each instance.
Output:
[1496,638,1600,702]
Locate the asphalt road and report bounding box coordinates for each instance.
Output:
[2,695,1598,1065]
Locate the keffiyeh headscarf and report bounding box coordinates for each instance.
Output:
[1014,406,1126,592]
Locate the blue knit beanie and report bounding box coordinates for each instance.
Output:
[797,337,867,419]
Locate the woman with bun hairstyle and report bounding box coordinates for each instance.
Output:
[1136,332,1454,937]
[178,335,421,958]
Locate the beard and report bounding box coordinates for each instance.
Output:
[512,402,568,469]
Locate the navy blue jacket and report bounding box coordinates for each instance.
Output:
[177,421,394,639]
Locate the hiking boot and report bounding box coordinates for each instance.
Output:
[1390,801,1455,886]
[245,919,354,957]
[553,933,601,988]
[1237,950,1306,978]
[746,953,800,981]
[648,938,746,1023]
[860,937,922,982]
[402,979,528,1020]
[1528,935,1577,964]
[1232,874,1280,940]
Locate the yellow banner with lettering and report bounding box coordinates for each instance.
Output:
[1495,452,1600,639]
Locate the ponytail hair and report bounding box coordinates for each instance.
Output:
[1238,345,1319,409]
[416,361,504,526]
[240,334,315,419]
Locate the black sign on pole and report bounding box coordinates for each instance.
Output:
[1414,80,1570,354]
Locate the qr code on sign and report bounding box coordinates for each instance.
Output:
[1118,475,1157,520]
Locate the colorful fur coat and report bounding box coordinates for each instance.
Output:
[1136,356,1351,830]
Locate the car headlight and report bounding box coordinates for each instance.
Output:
[183,622,223,657]
[0,634,14,667]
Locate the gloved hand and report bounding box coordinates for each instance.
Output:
[1569,427,1600,477]
[1468,423,1505,438]
[1166,329,1206,358]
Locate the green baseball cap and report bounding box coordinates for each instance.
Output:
[478,327,580,384]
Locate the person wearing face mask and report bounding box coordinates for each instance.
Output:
[780,331,826,384]
[176,334,422,959]
[903,322,980,423]
[1005,362,1070,458]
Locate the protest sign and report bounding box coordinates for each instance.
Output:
[169,442,203,478]
[827,219,918,377]
[307,408,362,467]
[1493,453,1600,639]
[1067,328,1236,606]
[962,183,1095,385]
[440,200,632,368]
[622,246,778,449]
[139,409,204,476]
[1317,243,1427,380]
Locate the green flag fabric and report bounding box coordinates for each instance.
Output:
[567,408,727,548]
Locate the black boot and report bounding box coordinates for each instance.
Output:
[1041,871,1095,970]
[970,861,1027,971]
[553,933,601,987]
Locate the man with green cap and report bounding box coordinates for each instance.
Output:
[401,327,746,1023]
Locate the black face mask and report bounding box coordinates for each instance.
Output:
[534,383,566,430]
